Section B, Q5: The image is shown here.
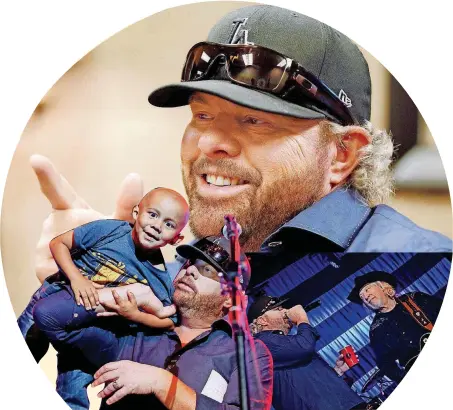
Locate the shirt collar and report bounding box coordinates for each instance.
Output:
[168,319,233,341]
[211,319,234,337]
[261,188,371,250]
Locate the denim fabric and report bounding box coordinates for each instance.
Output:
[255,324,364,410]
[17,278,63,342]
[67,219,177,324]
[55,360,92,410]
[34,294,273,410]
[72,220,175,304]
[33,285,125,368]
[17,278,92,410]
[260,188,452,252]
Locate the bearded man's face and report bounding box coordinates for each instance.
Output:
[173,260,228,320]
[181,92,332,251]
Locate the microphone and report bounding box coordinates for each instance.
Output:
[222,220,243,239]
[304,300,321,312]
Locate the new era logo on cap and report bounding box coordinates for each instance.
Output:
[339,89,353,108]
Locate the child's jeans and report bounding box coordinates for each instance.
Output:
[17,274,93,410]
[32,284,127,369]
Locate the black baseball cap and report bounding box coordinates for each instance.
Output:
[176,236,250,289]
[247,294,289,323]
[149,4,371,124]
[347,271,398,304]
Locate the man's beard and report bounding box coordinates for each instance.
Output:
[182,153,330,252]
[174,288,227,321]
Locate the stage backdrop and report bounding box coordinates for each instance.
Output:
[248,252,451,402]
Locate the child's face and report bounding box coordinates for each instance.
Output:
[133,189,189,251]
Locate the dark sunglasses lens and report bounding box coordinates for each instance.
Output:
[227,48,287,91]
[211,249,229,265]
[199,243,228,266]
[182,44,220,81]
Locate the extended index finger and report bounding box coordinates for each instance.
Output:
[30,154,89,210]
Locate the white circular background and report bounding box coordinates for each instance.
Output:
[1,1,452,409]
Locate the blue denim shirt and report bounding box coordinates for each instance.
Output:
[255,324,363,410]
[260,188,452,253]
[169,188,451,283]
[104,320,273,410]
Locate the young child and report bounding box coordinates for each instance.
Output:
[33,234,252,368]
[18,187,190,362]
[31,235,258,410]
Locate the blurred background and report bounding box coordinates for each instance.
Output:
[1,1,451,408]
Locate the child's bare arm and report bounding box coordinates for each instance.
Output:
[49,230,80,280]
[97,283,176,318]
[98,289,175,330]
[49,230,101,309]
[128,311,175,330]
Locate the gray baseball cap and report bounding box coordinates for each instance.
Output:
[149,4,371,124]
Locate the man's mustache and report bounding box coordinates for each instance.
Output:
[190,158,262,186]
[175,276,197,292]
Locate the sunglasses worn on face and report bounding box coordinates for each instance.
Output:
[196,239,230,268]
[181,240,230,272]
[182,41,356,126]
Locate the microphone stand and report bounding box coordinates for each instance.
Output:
[222,214,250,410]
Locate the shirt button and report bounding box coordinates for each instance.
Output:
[268,241,283,247]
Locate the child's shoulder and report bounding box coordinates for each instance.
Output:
[95,219,130,228]
[75,219,132,238]
[79,219,130,230]
[73,219,132,250]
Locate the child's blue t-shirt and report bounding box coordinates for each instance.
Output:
[68,219,174,313]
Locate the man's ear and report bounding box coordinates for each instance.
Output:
[256,315,268,326]
[329,126,370,186]
[223,293,247,314]
[386,287,396,298]
[170,235,184,246]
[132,205,139,222]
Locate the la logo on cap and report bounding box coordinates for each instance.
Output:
[228,17,254,45]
